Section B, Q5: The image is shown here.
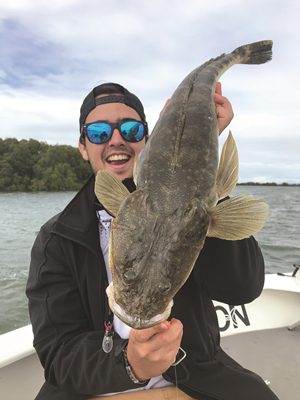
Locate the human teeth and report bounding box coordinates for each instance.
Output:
[107,154,130,162]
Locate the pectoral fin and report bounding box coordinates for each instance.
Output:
[95,170,130,217]
[216,131,239,199]
[133,161,138,186]
[133,148,145,186]
[207,195,268,240]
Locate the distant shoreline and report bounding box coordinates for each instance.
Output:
[0,182,299,193]
[237,182,300,187]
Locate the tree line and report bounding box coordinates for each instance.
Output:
[238,182,299,187]
[1,138,298,192]
[0,138,92,191]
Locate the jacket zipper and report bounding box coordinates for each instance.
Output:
[102,261,114,353]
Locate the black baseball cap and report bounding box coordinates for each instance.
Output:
[79,82,146,132]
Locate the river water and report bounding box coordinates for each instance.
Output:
[0,186,299,334]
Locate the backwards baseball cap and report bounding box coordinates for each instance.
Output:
[79,82,146,133]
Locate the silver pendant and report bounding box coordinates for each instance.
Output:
[102,321,114,353]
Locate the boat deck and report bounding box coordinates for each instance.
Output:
[0,349,44,400]
[1,326,299,399]
[221,325,300,399]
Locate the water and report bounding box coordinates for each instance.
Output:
[0,192,75,335]
[0,187,299,335]
[233,186,300,271]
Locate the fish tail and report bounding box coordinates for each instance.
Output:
[233,40,273,65]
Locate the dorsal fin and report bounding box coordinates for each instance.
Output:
[216,131,239,199]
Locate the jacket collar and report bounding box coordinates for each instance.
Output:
[52,174,101,256]
[52,174,136,256]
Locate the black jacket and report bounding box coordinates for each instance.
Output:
[26,175,279,400]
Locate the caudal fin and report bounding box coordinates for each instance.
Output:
[233,40,273,65]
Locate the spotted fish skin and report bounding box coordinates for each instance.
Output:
[137,41,273,205]
[95,40,272,328]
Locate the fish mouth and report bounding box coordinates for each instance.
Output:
[106,283,173,329]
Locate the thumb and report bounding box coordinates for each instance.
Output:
[130,321,170,343]
[159,99,170,117]
[215,81,222,95]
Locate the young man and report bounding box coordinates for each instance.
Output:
[27,83,279,400]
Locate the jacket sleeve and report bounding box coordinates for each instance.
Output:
[26,221,143,396]
[195,235,265,305]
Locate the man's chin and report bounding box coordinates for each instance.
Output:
[104,164,133,181]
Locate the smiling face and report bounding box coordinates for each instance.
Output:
[78,100,146,181]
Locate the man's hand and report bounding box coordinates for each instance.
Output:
[127,318,183,380]
[214,81,234,135]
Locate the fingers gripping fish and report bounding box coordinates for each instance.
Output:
[95,40,272,329]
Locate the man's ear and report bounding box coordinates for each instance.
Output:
[78,142,89,161]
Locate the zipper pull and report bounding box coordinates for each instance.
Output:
[102,321,114,353]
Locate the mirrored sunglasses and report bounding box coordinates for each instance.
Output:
[82,119,148,144]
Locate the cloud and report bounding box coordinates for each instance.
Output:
[0,18,67,89]
[0,0,299,182]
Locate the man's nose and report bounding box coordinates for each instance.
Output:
[108,128,126,145]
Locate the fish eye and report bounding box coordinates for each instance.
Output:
[158,282,171,293]
[124,269,137,282]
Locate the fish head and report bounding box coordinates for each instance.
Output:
[109,190,209,328]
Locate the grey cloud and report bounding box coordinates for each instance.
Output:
[0,18,69,88]
[0,0,299,183]
[234,135,300,183]
[239,163,300,184]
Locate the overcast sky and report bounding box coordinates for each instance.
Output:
[0,0,299,183]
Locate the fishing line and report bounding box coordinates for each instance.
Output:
[174,364,179,400]
[172,346,187,400]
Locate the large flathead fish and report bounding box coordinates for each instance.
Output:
[95,40,272,329]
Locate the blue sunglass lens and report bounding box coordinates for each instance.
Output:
[86,122,112,144]
[120,121,145,142]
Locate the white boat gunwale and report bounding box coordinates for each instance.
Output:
[1,269,299,369]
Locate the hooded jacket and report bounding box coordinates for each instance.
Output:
[26,175,278,400]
